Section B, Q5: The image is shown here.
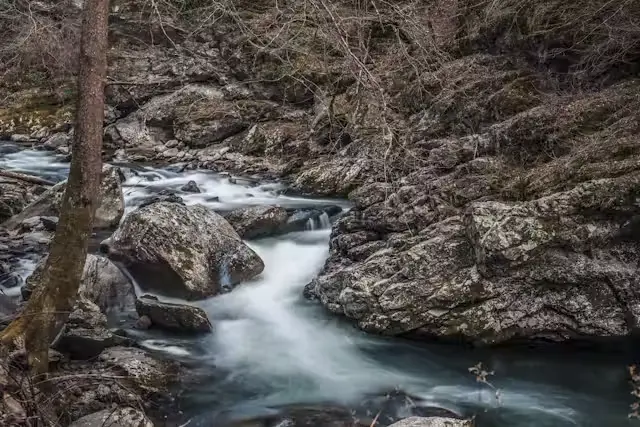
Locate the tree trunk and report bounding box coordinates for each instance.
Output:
[0,0,110,375]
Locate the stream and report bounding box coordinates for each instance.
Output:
[0,141,636,427]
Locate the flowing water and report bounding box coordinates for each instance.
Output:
[0,142,636,427]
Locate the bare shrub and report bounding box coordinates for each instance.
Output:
[0,0,81,90]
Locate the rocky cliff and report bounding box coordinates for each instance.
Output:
[2,0,640,345]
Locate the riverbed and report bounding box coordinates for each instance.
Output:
[0,142,635,427]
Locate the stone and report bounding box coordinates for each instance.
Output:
[0,179,41,223]
[30,126,50,140]
[98,346,178,394]
[180,180,201,193]
[69,407,153,427]
[102,202,264,300]
[9,134,33,142]
[43,132,71,150]
[40,215,58,231]
[23,254,135,313]
[387,417,472,427]
[53,299,127,359]
[224,205,288,239]
[135,315,152,330]
[135,295,212,333]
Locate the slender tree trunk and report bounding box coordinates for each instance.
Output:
[0,0,110,375]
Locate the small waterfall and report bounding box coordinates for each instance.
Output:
[305,212,331,231]
[318,212,331,229]
[305,217,317,231]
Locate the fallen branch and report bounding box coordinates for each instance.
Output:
[0,170,56,186]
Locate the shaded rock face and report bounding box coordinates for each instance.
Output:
[388,417,472,427]
[23,254,135,313]
[102,201,264,300]
[2,164,124,230]
[135,295,212,333]
[53,299,128,359]
[225,205,288,239]
[69,407,153,427]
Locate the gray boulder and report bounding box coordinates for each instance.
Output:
[388,417,472,427]
[23,254,135,313]
[225,205,288,239]
[69,407,153,427]
[102,202,264,300]
[3,164,124,230]
[43,132,71,151]
[135,295,212,333]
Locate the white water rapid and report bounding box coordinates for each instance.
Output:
[0,142,635,427]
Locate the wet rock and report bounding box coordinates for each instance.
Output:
[135,295,212,333]
[53,299,127,359]
[43,132,71,151]
[102,202,264,300]
[388,417,472,427]
[280,206,339,233]
[135,315,152,330]
[3,164,125,230]
[23,254,135,313]
[69,407,153,427]
[225,205,288,239]
[181,180,201,193]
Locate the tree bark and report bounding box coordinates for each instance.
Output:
[0,0,110,375]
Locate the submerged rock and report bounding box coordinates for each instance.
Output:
[102,201,264,300]
[388,417,472,427]
[69,407,153,427]
[181,180,201,193]
[225,205,288,239]
[135,295,212,333]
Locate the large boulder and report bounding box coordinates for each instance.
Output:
[135,295,212,333]
[308,174,640,345]
[23,254,135,313]
[101,201,264,300]
[2,164,124,230]
[69,407,153,427]
[388,417,472,427]
[224,205,288,239]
